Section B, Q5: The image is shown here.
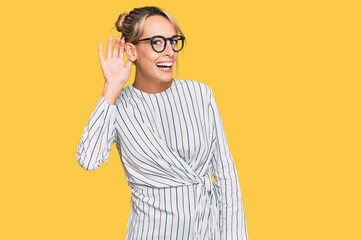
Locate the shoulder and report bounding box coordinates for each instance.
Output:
[175,78,213,97]
[175,78,210,88]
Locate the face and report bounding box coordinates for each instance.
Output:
[131,15,179,83]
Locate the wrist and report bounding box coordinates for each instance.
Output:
[102,83,122,105]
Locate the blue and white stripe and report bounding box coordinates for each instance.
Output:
[76,78,248,239]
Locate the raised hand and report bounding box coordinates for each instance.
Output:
[99,35,133,104]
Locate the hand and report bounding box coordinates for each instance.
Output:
[98,35,133,88]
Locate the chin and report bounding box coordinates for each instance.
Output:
[153,71,174,82]
[157,76,173,83]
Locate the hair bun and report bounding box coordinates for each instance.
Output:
[115,12,129,32]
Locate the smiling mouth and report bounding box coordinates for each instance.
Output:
[155,62,173,69]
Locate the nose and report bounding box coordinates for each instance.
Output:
[163,40,174,56]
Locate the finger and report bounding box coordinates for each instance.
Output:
[98,41,104,66]
[106,35,113,59]
[119,37,125,59]
[112,35,121,58]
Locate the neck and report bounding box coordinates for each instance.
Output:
[133,70,173,94]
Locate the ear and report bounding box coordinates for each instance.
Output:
[125,43,137,62]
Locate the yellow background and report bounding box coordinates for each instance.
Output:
[1,0,360,239]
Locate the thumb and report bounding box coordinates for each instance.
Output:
[125,59,133,69]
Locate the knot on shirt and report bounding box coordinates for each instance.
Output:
[193,174,219,239]
[201,174,214,195]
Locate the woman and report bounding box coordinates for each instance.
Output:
[76,6,248,240]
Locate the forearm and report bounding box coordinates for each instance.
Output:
[216,169,248,239]
[76,96,118,171]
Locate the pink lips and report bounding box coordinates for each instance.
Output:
[155,61,173,72]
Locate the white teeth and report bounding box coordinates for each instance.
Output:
[156,62,173,67]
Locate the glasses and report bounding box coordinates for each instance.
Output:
[137,35,185,53]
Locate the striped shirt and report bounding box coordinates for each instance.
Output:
[76,78,248,239]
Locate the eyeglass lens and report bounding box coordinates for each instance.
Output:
[151,36,184,52]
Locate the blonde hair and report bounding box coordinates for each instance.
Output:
[110,6,185,74]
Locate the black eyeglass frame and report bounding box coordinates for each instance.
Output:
[137,35,186,53]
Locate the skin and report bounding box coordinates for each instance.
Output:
[99,15,178,104]
[125,15,178,93]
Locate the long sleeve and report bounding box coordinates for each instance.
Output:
[209,87,248,240]
[76,96,118,171]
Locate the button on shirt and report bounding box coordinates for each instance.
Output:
[76,78,248,239]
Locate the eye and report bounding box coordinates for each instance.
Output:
[153,40,162,45]
[171,39,178,45]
